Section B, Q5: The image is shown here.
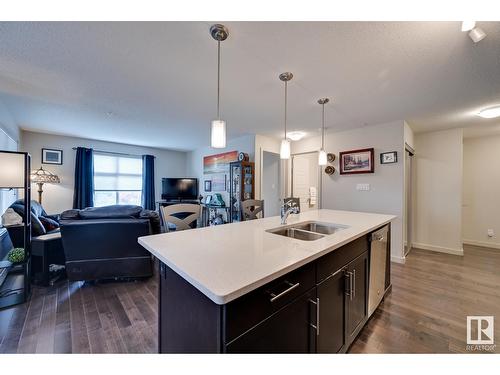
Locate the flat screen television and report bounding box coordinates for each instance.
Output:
[162,178,198,200]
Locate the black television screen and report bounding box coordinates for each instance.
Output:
[162,178,198,200]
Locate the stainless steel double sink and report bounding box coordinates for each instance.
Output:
[266,221,348,241]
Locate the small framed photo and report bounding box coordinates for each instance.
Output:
[42,148,63,165]
[339,148,374,175]
[380,151,398,164]
[204,180,212,192]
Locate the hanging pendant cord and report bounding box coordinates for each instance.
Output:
[321,103,325,149]
[284,81,288,138]
[217,40,221,120]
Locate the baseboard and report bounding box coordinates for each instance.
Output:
[463,239,500,250]
[412,242,464,256]
[390,255,406,264]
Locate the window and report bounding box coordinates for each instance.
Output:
[93,153,143,207]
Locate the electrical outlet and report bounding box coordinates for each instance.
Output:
[356,183,370,191]
[487,229,494,237]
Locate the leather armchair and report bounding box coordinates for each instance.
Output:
[60,205,160,281]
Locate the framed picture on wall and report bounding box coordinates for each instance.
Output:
[204,180,212,192]
[339,148,374,175]
[212,174,226,191]
[380,151,398,164]
[42,148,63,165]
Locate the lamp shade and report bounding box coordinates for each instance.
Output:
[280,139,291,159]
[30,166,60,184]
[211,120,227,148]
[0,152,25,188]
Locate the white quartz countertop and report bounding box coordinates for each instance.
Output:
[138,209,395,305]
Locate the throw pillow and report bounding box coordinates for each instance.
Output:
[39,216,60,232]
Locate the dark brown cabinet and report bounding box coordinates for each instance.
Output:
[158,226,388,353]
[225,290,316,353]
[346,252,369,343]
[317,269,347,353]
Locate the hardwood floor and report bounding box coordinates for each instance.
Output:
[349,245,500,353]
[0,274,158,353]
[1,245,499,353]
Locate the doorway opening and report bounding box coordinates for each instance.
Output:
[261,151,282,217]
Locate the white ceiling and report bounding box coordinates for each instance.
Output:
[0,21,499,150]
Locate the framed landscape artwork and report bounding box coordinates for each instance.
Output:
[203,150,238,174]
[339,148,374,175]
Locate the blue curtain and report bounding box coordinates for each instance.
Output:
[142,154,155,210]
[73,147,94,209]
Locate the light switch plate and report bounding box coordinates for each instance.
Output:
[356,183,370,191]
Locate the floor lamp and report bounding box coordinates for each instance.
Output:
[0,151,31,309]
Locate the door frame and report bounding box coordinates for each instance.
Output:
[404,143,415,256]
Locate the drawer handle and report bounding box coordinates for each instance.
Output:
[269,281,300,302]
[352,269,356,298]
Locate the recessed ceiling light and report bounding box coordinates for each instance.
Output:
[461,21,476,32]
[478,106,500,119]
[287,131,306,141]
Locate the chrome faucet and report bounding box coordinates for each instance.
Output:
[281,202,299,225]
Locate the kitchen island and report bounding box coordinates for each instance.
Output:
[138,209,395,353]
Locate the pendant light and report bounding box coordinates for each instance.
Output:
[279,72,293,159]
[210,24,229,148]
[318,98,329,166]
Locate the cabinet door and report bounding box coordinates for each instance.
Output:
[225,291,316,353]
[316,269,347,353]
[346,252,368,343]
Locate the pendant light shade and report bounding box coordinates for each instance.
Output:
[279,72,293,160]
[210,24,229,148]
[211,120,227,148]
[318,149,327,166]
[280,139,291,159]
[318,98,330,166]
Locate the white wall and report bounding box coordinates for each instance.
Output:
[0,100,19,143]
[463,135,500,249]
[291,121,406,262]
[186,134,255,205]
[21,131,188,214]
[414,128,463,255]
[404,121,415,150]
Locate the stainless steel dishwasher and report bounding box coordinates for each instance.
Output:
[368,225,389,317]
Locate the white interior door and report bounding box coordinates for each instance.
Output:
[292,152,320,212]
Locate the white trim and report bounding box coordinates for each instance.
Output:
[413,242,464,256]
[463,239,500,250]
[391,255,406,264]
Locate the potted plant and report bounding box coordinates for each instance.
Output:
[7,247,25,264]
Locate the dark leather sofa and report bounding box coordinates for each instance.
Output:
[60,205,160,281]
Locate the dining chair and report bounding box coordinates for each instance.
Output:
[160,204,201,232]
[240,199,265,221]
